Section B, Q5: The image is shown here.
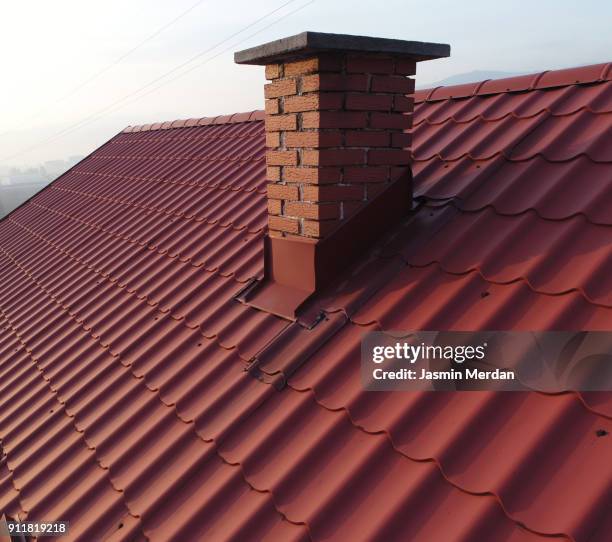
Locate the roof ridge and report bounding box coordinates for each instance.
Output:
[121,62,611,131]
[414,61,612,103]
[122,110,265,133]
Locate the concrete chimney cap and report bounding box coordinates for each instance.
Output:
[234,31,450,65]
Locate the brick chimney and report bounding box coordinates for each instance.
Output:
[235,32,449,318]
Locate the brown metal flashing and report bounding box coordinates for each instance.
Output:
[248,311,349,389]
[241,170,412,319]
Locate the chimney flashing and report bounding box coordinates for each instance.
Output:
[235,31,450,65]
[239,170,411,320]
[235,30,450,318]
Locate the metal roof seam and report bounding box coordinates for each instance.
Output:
[0,471,23,527]
[413,104,612,128]
[253,313,350,385]
[414,62,612,103]
[285,384,573,541]
[421,196,612,230]
[0,313,302,541]
[122,110,265,133]
[391,261,612,310]
[3,217,262,357]
[0,258,310,537]
[211,450,312,536]
[46,186,266,235]
[1,66,610,539]
[86,155,262,164]
[0,134,124,232]
[60,171,267,195]
[0,309,139,529]
[412,151,612,165]
[0,351,28,521]
[358,328,612,420]
[18,204,255,283]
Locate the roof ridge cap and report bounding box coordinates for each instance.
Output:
[414,61,612,104]
[122,109,265,133]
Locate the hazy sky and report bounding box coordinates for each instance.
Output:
[1,0,610,168]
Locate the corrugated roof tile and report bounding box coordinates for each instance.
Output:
[1,63,611,541]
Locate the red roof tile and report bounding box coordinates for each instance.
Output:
[1,63,611,541]
[413,62,612,102]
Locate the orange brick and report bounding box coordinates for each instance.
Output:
[264,78,297,98]
[265,98,280,114]
[283,166,341,184]
[266,132,280,148]
[371,75,415,94]
[393,96,415,112]
[265,64,282,79]
[266,150,298,166]
[269,215,299,234]
[302,149,366,166]
[284,93,344,112]
[391,132,412,148]
[303,184,364,202]
[284,54,342,76]
[265,114,297,132]
[267,183,299,200]
[395,58,417,75]
[301,73,369,92]
[368,149,411,165]
[284,131,343,148]
[303,219,340,238]
[302,111,368,129]
[344,166,389,183]
[284,201,340,220]
[268,199,282,215]
[267,166,281,181]
[268,229,284,238]
[345,131,390,147]
[369,112,412,129]
[346,55,394,74]
[345,93,393,111]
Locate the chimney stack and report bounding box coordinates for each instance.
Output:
[236,32,449,317]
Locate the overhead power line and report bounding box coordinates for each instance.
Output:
[56,0,316,132]
[0,0,208,139]
[1,0,309,164]
[131,0,316,103]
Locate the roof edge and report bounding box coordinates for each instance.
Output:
[120,62,612,131]
[122,110,265,133]
[414,61,612,103]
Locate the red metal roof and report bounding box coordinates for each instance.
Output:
[0,63,611,541]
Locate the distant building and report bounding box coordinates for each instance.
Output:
[43,159,68,179]
[0,181,47,218]
[68,155,84,167]
[0,154,82,217]
[8,167,44,184]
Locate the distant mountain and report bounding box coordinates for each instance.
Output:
[417,70,526,89]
